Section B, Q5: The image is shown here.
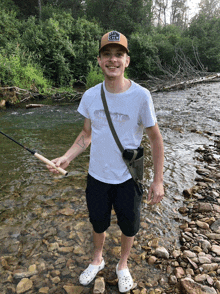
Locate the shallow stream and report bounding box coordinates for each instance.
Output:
[0,81,220,292]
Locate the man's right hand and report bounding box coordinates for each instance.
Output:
[47,156,70,174]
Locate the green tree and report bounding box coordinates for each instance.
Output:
[153,0,169,26]
[45,0,85,19]
[20,12,76,85]
[0,5,20,48]
[20,12,102,86]
[85,0,153,36]
[186,15,220,71]
[198,0,220,19]
[128,33,159,78]
[170,0,189,28]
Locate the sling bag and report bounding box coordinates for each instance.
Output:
[101,84,144,189]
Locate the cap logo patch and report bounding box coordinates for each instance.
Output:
[108,31,120,42]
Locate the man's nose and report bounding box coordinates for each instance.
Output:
[109,54,117,61]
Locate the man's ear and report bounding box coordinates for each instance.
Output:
[125,55,130,68]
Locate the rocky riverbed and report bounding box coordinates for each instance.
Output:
[0,133,220,294]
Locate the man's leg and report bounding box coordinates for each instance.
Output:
[118,233,134,270]
[91,230,106,265]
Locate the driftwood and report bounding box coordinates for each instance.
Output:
[0,86,42,105]
[0,86,83,106]
[151,73,220,92]
[26,104,45,109]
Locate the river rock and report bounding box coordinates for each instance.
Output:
[13,270,38,279]
[198,255,212,264]
[16,278,33,294]
[196,220,210,229]
[201,263,219,272]
[211,219,220,233]
[93,277,105,293]
[175,267,185,279]
[211,245,220,255]
[39,287,49,293]
[206,233,220,240]
[63,284,84,294]
[213,204,220,213]
[155,247,169,259]
[194,273,208,282]
[58,246,74,253]
[183,250,197,259]
[59,207,75,216]
[196,202,213,212]
[181,277,217,294]
[47,242,59,251]
[148,256,157,265]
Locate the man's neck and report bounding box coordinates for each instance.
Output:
[105,77,131,94]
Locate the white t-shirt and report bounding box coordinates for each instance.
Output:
[77,80,157,184]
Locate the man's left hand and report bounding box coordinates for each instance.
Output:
[147,181,164,205]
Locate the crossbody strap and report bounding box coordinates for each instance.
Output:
[101,84,124,153]
[100,84,140,185]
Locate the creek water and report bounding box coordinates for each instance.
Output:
[0,81,220,291]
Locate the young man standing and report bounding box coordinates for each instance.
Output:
[48,31,164,293]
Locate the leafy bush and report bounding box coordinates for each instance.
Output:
[86,65,104,89]
[128,33,159,78]
[20,13,75,86]
[185,15,220,72]
[70,18,103,82]
[0,7,20,48]
[20,13,103,87]
[0,48,50,91]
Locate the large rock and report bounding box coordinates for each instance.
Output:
[63,285,84,294]
[16,278,33,294]
[155,247,169,259]
[93,277,105,294]
[181,278,217,294]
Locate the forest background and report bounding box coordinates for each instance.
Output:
[1,0,220,100]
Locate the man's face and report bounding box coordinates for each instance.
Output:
[97,44,130,80]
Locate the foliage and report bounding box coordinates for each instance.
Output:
[128,33,159,78]
[185,15,220,71]
[0,6,20,48]
[1,0,220,92]
[70,18,103,83]
[19,12,103,86]
[86,0,153,36]
[86,65,104,89]
[0,47,50,90]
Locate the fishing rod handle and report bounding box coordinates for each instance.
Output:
[34,153,68,176]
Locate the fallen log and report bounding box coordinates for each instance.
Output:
[151,73,220,92]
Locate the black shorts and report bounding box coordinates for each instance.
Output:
[85,174,143,237]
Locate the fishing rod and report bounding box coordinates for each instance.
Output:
[0,130,68,176]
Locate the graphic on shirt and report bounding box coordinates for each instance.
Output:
[94,109,129,127]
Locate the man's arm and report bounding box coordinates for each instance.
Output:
[47,118,92,173]
[145,123,164,205]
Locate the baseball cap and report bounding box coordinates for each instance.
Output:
[99,31,129,53]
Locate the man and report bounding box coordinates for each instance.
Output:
[48,31,164,293]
